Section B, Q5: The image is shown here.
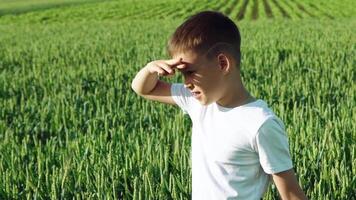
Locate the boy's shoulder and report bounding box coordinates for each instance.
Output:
[216,99,274,118]
[213,99,282,135]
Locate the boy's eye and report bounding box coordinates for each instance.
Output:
[186,71,195,75]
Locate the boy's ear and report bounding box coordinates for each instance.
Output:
[217,53,231,75]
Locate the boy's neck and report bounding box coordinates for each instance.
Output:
[216,75,255,108]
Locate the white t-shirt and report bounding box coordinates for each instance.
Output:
[171,83,293,200]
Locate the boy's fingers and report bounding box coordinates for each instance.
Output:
[176,64,186,69]
[156,62,174,74]
[153,65,165,76]
[166,72,175,77]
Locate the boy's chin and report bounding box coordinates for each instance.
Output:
[198,98,212,106]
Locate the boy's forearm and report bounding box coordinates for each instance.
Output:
[131,67,158,95]
[272,169,308,200]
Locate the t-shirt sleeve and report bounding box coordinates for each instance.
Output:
[170,83,194,114]
[254,117,294,174]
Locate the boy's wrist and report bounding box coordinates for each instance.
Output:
[144,65,162,81]
[144,65,155,75]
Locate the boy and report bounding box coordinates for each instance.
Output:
[131,11,307,200]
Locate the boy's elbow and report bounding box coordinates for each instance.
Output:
[131,81,141,95]
[131,80,146,96]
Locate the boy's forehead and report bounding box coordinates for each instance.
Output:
[172,50,201,65]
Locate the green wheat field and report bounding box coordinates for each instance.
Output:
[0,0,355,199]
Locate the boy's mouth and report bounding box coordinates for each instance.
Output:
[191,91,201,98]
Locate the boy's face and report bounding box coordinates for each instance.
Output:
[173,50,226,105]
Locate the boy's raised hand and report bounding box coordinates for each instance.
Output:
[132,57,187,105]
[145,58,186,77]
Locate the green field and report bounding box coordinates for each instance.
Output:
[0,0,355,199]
